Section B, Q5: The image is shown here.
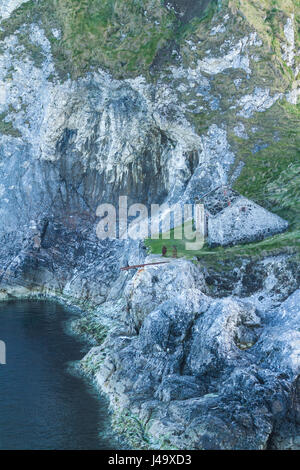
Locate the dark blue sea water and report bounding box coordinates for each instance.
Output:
[0,300,118,450]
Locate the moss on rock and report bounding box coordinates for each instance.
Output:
[0,0,219,78]
[73,315,108,344]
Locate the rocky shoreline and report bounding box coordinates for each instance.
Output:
[0,283,158,449]
[1,247,298,450]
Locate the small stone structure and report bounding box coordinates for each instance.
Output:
[201,187,288,246]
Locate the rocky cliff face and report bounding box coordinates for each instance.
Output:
[0,0,299,449]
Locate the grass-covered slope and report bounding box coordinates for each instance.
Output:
[0,0,218,78]
[55,0,176,77]
[1,0,299,264]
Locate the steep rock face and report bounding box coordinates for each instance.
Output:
[83,259,299,449]
[0,0,299,450]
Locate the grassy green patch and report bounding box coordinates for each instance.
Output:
[1,0,298,79]
[145,222,299,265]
[230,0,296,44]
[0,0,176,77]
[54,0,177,77]
[0,0,219,78]
[145,220,204,259]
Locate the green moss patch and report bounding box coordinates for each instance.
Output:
[145,220,204,259]
[73,315,108,344]
[0,0,219,78]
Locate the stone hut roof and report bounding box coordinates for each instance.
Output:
[199,186,289,247]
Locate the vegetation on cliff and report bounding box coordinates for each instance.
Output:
[1,0,299,264]
[0,0,219,78]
